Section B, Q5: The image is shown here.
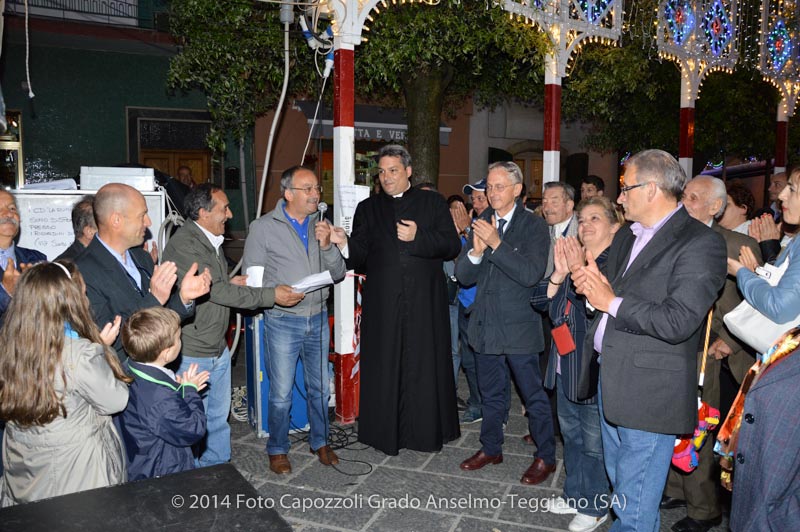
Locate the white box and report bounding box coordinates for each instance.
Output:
[80,166,155,191]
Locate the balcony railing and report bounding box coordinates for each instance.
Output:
[5,0,168,29]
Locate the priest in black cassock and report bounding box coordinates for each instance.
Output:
[345,144,462,455]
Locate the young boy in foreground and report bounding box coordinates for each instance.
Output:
[118,307,209,480]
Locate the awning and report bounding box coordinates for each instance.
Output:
[293,101,451,145]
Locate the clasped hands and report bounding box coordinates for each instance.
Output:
[727,245,760,277]
[468,216,502,256]
[564,237,615,312]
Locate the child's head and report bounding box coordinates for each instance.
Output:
[0,260,129,426]
[6,261,91,332]
[122,307,181,365]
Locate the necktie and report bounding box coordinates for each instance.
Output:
[497,218,507,239]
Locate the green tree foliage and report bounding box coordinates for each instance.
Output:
[695,69,779,169]
[562,0,782,171]
[563,42,681,154]
[356,1,549,183]
[168,0,316,152]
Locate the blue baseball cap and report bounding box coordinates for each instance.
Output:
[462,179,486,195]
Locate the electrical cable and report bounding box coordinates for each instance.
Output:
[23,0,34,100]
[300,75,329,165]
[226,15,292,360]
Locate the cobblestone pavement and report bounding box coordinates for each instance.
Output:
[229,358,729,532]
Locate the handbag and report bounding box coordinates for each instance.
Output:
[551,301,576,355]
[723,257,800,354]
[672,309,720,472]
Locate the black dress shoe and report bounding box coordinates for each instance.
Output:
[660,495,687,510]
[671,515,722,532]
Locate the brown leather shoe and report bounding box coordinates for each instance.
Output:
[460,450,503,471]
[520,457,556,485]
[522,434,534,445]
[311,445,340,466]
[269,454,292,475]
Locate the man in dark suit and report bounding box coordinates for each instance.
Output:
[662,175,762,532]
[76,183,211,361]
[0,189,46,322]
[56,196,97,261]
[573,150,727,531]
[455,161,556,485]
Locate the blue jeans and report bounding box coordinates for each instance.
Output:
[178,348,232,467]
[557,374,608,517]
[598,384,674,531]
[458,302,481,416]
[264,309,330,455]
[476,352,555,461]
[449,304,460,385]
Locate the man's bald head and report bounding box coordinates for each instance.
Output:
[93,183,151,254]
[94,183,139,229]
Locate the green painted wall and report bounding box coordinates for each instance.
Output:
[1,39,255,231]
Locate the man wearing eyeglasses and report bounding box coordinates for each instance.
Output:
[343,144,462,456]
[242,165,346,475]
[572,150,727,531]
[455,161,556,486]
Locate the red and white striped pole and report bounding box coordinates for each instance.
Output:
[679,104,695,179]
[678,79,695,180]
[775,97,789,174]
[331,43,359,424]
[543,54,561,186]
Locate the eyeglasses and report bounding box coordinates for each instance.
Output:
[620,181,651,194]
[485,183,515,193]
[290,185,323,194]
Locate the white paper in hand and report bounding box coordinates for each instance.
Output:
[291,271,334,293]
[246,266,264,288]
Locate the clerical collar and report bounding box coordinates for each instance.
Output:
[392,183,412,198]
[194,220,225,251]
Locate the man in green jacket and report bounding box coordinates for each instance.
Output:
[163,184,302,467]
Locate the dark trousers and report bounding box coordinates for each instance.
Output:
[476,352,555,461]
[457,302,481,413]
[664,351,722,520]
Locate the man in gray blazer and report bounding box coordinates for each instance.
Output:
[573,150,727,531]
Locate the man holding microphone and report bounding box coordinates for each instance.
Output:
[243,165,347,475]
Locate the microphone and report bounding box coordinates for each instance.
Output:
[317,202,328,218]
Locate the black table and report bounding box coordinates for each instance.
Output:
[0,463,291,532]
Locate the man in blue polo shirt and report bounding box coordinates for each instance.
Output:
[243,166,347,475]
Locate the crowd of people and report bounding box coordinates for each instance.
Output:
[0,147,797,532]
[444,155,799,532]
